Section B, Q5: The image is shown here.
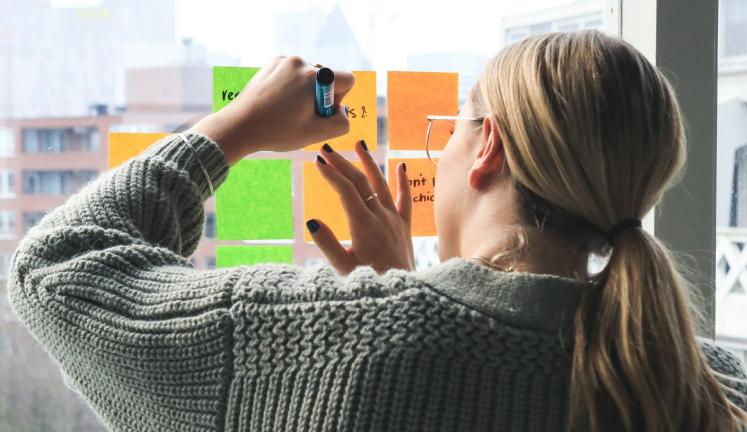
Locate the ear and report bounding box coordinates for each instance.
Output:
[468,114,506,190]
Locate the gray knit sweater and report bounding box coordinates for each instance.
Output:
[8,133,747,431]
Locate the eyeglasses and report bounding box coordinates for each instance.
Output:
[425,115,483,166]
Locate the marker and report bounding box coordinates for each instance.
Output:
[315,67,335,117]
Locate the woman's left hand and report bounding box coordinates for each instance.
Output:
[307,140,415,275]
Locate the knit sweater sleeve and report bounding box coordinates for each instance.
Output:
[699,338,747,411]
[7,133,238,431]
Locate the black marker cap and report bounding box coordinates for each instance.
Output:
[317,67,335,85]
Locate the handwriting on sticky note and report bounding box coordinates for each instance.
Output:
[212,66,260,112]
[388,158,438,236]
[216,159,293,240]
[215,245,293,267]
[303,160,365,242]
[387,71,458,151]
[108,132,171,169]
[306,71,378,152]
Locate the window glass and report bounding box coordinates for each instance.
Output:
[0,1,614,429]
[0,128,14,157]
[716,0,747,362]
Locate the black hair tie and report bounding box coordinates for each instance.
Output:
[608,218,642,245]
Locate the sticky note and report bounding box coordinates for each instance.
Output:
[388,158,438,236]
[303,160,365,242]
[215,245,293,267]
[216,159,293,240]
[108,132,171,168]
[305,71,378,152]
[387,71,459,150]
[213,66,260,112]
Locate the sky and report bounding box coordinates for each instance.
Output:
[53,0,586,66]
[173,0,581,65]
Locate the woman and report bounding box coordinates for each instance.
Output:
[8,30,747,431]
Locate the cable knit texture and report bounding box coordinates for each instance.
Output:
[8,133,747,431]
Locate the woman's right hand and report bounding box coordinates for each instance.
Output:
[192,56,355,164]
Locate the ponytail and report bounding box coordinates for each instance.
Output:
[569,227,746,431]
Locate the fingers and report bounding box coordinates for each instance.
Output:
[316,104,350,140]
[315,154,372,219]
[306,219,356,274]
[354,140,397,211]
[319,144,384,213]
[395,162,412,224]
[332,69,355,102]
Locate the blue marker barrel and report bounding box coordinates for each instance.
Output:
[315,67,335,117]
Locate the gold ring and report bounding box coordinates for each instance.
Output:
[364,192,378,202]
[312,63,324,68]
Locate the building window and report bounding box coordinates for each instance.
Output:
[23,212,46,232]
[204,212,216,238]
[731,145,747,226]
[204,256,216,270]
[0,170,14,198]
[0,211,16,239]
[22,170,98,195]
[21,127,99,153]
[0,127,14,157]
[0,252,12,281]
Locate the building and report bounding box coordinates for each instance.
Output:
[0,0,177,118]
[714,0,747,358]
[501,1,606,46]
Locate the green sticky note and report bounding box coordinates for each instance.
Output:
[215,245,293,267]
[212,66,260,112]
[216,159,293,240]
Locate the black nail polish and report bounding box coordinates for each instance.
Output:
[322,143,333,153]
[306,219,320,234]
[360,140,368,151]
[402,162,407,173]
[316,155,327,165]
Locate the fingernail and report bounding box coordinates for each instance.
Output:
[322,143,333,153]
[402,162,407,173]
[316,155,327,165]
[360,140,368,152]
[306,219,320,234]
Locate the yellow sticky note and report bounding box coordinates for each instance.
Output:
[108,132,171,168]
[388,158,438,237]
[387,71,458,151]
[305,71,377,152]
[303,160,364,242]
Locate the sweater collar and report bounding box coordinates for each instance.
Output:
[417,257,588,332]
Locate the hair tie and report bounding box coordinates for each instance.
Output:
[608,218,642,245]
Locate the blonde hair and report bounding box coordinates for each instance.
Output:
[472,30,747,431]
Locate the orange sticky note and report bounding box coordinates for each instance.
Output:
[388,158,438,237]
[305,71,377,152]
[387,71,458,151]
[108,132,171,168]
[303,160,365,242]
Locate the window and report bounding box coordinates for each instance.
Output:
[716,0,747,358]
[0,251,12,281]
[0,170,14,198]
[21,127,99,153]
[0,211,16,239]
[22,170,98,195]
[722,0,747,58]
[204,256,216,270]
[2,1,619,429]
[0,127,14,157]
[23,212,46,232]
[204,212,216,238]
[504,8,606,45]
